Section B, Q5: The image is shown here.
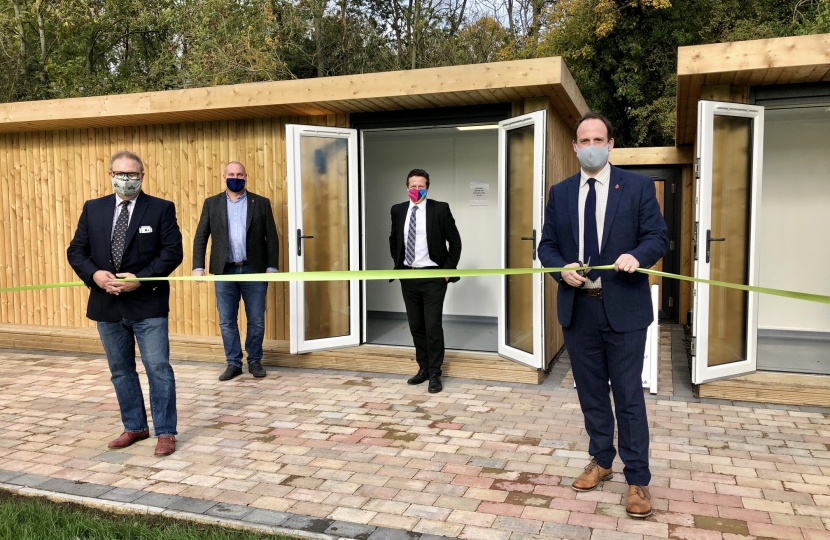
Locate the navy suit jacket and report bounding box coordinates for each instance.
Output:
[537,165,669,332]
[389,199,462,283]
[67,192,184,322]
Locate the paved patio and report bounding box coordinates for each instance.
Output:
[2,340,830,540]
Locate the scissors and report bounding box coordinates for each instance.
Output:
[576,256,591,279]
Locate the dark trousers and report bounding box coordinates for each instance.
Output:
[563,295,650,486]
[400,276,448,376]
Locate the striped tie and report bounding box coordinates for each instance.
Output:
[404,206,418,266]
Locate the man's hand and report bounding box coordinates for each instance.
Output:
[111,273,141,294]
[614,254,640,273]
[561,262,587,287]
[192,269,206,283]
[93,270,118,293]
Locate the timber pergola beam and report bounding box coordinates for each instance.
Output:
[0,57,588,134]
[676,33,830,146]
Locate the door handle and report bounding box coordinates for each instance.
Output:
[705,229,725,263]
[520,229,537,261]
[297,229,314,256]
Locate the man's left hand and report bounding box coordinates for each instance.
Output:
[112,273,142,294]
[614,254,640,273]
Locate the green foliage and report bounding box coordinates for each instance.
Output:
[0,0,827,146]
[0,493,296,540]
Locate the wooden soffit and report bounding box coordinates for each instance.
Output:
[0,57,588,134]
[676,33,830,145]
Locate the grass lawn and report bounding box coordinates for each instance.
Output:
[0,490,299,540]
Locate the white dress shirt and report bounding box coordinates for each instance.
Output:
[403,200,437,268]
[578,162,611,289]
[111,193,137,239]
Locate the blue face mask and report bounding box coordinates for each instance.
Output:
[226,178,246,193]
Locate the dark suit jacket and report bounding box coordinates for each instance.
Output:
[538,165,669,332]
[67,192,184,322]
[389,199,462,283]
[192,191,279,275]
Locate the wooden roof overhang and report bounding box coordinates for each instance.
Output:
[0,57,588,134]
[676,33,830,145]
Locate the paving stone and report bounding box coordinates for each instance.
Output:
[694,515,750,535]
[282,514,334,533]
[0,470,22,483]
[96,452,133,463]
[206,503,254,520]
[540,522,591,540]
[6,474,52,487]
[366,527,422,540]
[39,478,114,498]
[99,488,145,503]
[245,509,293,526]
[167,496,217,514]
[133,492,181,508]
[324,520,376,539]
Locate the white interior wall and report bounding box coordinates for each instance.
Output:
[363,127,500,317]
[758,106,830,332]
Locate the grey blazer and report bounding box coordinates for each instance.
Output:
[192,191,279,274]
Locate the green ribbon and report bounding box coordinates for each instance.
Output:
[1,266,829,305]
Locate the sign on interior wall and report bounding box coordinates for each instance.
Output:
[470,182,489,206]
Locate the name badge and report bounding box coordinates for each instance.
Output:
[139,226,153,234]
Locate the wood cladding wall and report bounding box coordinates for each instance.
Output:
[0,114,348,339]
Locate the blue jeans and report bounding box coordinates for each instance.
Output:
[215,264,268,367]
[97,317,177,437]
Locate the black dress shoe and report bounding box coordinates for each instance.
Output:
[428,374,443,394]
[219,365,243,381]
[248,362,266,378]
[407,369,429,385]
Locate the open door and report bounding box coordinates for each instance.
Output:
[497,110,546,369]
[286,125,359,354]
[692,101,764,384]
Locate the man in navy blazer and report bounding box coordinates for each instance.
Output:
[538,113,668,519]
[67,150,184,457]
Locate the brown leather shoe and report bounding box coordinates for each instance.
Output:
[108,430,149,449]
[571,459,613,492]
[154,436,176,456]
[626,485,652,518]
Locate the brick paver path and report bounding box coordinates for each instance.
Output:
[2,350,830,539]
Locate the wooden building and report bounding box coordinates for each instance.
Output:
[615,33,830,405]
[0,57,587,384]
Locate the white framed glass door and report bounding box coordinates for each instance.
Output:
[692,101,764,384]
[286,125,360,354]
[497,110,546,369]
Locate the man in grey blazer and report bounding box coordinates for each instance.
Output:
[193,162,280,381]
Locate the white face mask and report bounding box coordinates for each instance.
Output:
[576,144,610,171]
[111,174,142,197]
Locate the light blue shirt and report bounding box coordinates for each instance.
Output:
[227,191,247,263]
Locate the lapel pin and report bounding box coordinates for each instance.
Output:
[615,184,619,189]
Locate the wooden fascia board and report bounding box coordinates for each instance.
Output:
[610,146,694,166]
[675,33,830,145]
[0,57,584,133]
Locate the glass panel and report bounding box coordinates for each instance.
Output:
[300,136,350,341]
[505,125,535,354]
[708,115,752,367]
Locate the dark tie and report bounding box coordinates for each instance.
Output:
[405,206,418,266]
[111,200,131,272]
[584,178,600,281]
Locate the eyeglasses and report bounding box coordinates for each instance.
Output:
[111,171,142,180]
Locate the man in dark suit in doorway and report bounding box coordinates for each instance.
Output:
[389,169,462,394]
[192,161,280,382]
[67,150,184,457]
[538,112,668,519]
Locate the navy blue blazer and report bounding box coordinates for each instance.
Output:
[67,192,184,322]
[537,165,669,332]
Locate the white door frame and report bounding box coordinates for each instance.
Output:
[692,101,764,384]
[497,110,546,369]
[286,124,360,354]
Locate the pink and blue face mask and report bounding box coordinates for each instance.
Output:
[408,188,427,203]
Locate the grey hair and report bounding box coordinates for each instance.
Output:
[224,161,247,175]
[109,150,145,172]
